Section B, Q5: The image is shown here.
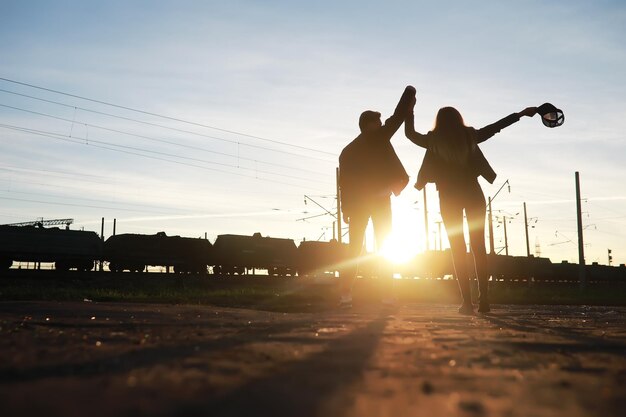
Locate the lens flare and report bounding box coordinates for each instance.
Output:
[379,197,422,264]
[380,233,418,265]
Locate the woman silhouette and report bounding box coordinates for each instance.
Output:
[405,101,536,314]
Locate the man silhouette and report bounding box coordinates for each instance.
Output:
[338,86,415,307]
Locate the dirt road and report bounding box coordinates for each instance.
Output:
[1,301,624,417]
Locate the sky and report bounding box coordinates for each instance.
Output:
[0,0,625,266]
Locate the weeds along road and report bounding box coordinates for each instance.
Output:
[1,270,624,308]
[0,301,624,417]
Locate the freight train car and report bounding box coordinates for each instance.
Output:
[3,221,625,282]
[550,260,580,282]
[212,232,298,276]
[0,225,101,271]
[399,250,454,279]
[297,239,348,277]
[487,255,550,282]
[104,232,212,273]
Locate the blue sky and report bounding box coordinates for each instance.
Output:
[1,0,625,265]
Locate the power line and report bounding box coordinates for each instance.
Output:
[586,200,626,217]
[0,164,109,180]
[0,166,116,187]
[0,102,335,177]
[2,171,315,213]
[0,165,308,201]
[0,189,192,215]
[0,212,30,221]
[0,190,309,220]
[0,88,336,165]
[0,121,332,186]
[0,178,313,222]
[0,188,313,233]
[0,77,337,157]
[0,195,186,215]
[0,123,330,193]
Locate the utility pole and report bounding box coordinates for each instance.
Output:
[100,217,105,272]
[423,186,429,251]
[523,202,530,257]
[488,197,494,254]
[575,171,586,288]
[336,167,342,245]
[301,194,337,241]
[503,216,509,256]
[487,180,510,254]
[608,249,613,266]
[113,218,117,236]
[435,221,443,251]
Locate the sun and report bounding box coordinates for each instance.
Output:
[380,234,417,265]
[378,196,424,264]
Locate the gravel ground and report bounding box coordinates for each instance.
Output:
[0,301,624,417]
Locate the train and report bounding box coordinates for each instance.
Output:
[396,250,626,283]
[212,233,299,276]
[1,224,625,283]
[0,225,102,271]
[105,232,213,274]
[0,225,345,277]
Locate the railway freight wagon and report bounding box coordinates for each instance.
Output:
[407,250,454,279]
[296,239,348,277]
[104,232,213,273]
[587,262,626,283]
[212,232,298,276]
[0,225,101,271]
[487,255,530,281]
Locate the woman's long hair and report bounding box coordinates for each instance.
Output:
[431,107,474,164]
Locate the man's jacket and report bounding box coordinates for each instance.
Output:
[339,89,413,217]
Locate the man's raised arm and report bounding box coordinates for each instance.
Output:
[379,86,416,141]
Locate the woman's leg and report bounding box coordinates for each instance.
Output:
[439,191,472,307]
[465,183,490,309]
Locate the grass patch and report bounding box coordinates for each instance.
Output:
[0,274,336,312]
[489,283,626,305]
[0,273,624,312]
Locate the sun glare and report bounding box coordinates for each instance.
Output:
[380,235,417,265]
[379,196,423,264]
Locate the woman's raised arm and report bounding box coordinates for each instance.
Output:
[405,111,429,148]
[475,107,537,144]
